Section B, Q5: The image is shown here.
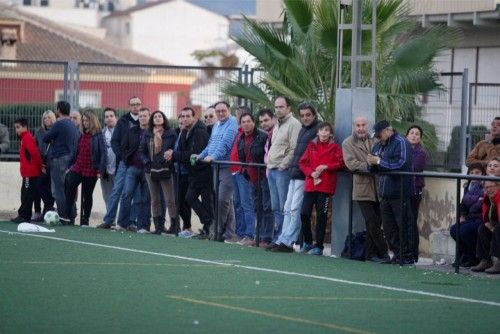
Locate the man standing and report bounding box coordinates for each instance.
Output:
[270,102,320,252]
[166,107,211,238]
[169,111,192,235]
[97,97,141,229]
[368,120,414,265]
[100,107,117,203]
[343,116,389,262]
[0,122,10,154]
[266,96,301,244]
[115,108,151,233]
[233,112,268,245]
[466,117,500,167]
[70,110,82,132]
[196,101,239,242]
[43,101,80,218]
[203,106,216,136]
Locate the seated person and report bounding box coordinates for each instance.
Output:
[450,163,485,267]
[471,180,500,274]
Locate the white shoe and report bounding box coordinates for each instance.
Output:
[137,229,150,234]
[178,230,194,238]
[114,225,126,232]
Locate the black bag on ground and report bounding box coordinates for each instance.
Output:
[341,231,366,261]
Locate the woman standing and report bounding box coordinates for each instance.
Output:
[406,125,428,262]
[34,110,57,220]
[299,122,344,255]
[140,110,178,235]
[60,109,105,226]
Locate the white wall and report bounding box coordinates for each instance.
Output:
[20,6,101,27]
[129,0,229,65]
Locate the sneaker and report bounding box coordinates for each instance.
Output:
[59,217,71,225]
[307,247,323,256]
[299,243,313,254]
[265,242,279,251]
[178,230,194,238]
[114,224,127,232]
[127,224,138,233]
[193,229,210,240]
[137,228,150,234]
[96,223,112,229]
[31,212,43,222]
[237,237,252,246]
[80,224,91,228]
[271,243,294,253]
[224,237,240,244]
[10,216,27,224]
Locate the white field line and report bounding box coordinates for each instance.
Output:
[1,229,499,308]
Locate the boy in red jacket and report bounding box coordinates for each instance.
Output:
[11,118,43,223]
[299,122,344,255]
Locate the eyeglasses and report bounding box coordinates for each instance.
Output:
[130,103,141,107]
[204,115,215,119]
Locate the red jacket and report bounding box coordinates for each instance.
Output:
[299,137,344,195]
[19,131,42,178]
[230,127,243,173]
[482,190,500,224]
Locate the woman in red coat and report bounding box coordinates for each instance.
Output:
[471,180,500,274]
[299,122,344,255]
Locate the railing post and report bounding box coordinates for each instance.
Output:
[454,178,462,274]
[459,68,469,171]
[174,166,180,236]
[214,163,220,241]
[399,174,404,266]
[348,172,353,259]
[255,167,262,247]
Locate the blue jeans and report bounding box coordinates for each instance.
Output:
[450,219,482,261]
[277,179,305,246]
[49,155,72,217]
[267,169,291,242]
[252,176,274,242]
[103,161,138,225]
[233,173,256,238]
[117,166,151,229]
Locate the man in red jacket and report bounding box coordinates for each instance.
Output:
[11,118,43,223]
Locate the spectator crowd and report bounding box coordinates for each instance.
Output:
[2,96,499,274]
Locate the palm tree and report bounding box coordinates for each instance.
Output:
[224,0,461,150]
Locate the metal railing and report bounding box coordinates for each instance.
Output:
[203,160,499,274]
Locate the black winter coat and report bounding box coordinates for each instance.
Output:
[172,120,210,180]
[111,113,139,162]
[139,127,176,173]
[121,125,145,167]
[288,118,320,180]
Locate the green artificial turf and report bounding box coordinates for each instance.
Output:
[0,221,498,334]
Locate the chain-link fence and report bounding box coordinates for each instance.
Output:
[0,60,242,153]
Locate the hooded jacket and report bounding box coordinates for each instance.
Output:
[19,131,43,178]
[299,137,344,195]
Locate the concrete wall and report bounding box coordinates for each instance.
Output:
[407,0,499,15]
[0,160,458,260]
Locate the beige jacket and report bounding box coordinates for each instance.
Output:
[465,139,500,167]
[342,134,377,202]
[267,113,301,170]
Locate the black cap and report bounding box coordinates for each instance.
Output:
[373,120,390,137]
